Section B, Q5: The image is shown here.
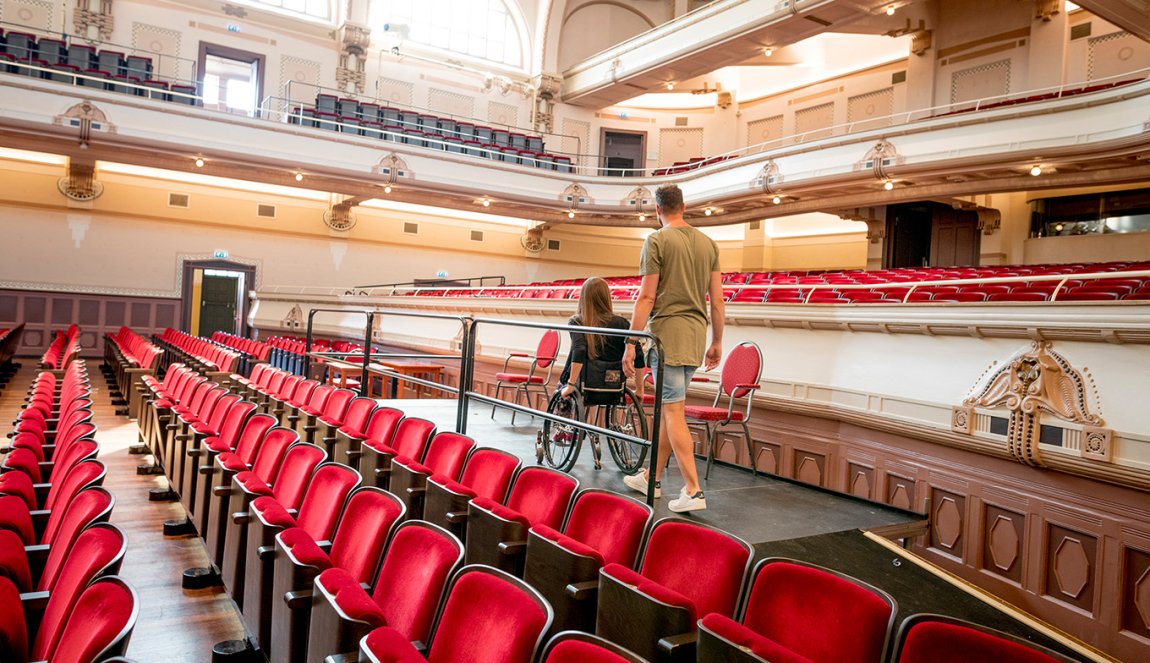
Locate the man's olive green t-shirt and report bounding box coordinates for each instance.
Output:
[640,225,720,367]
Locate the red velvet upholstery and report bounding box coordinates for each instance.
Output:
[44,459,105,513]
[0,494,34,544]
[362,407,404,444]
[701,614,814,663]
[32,524,127,660]
[252,496,297,528]
[48,577,137,663]
[269,443,327,508]
[337,397,378,436]
[3,447,41,482]
[637,520,750,621]
[896,617,1071,663]
[503,467,578,530]
[425,568,550,663]
[543,633,647,663]
[388,417,438,459]
[37,489,115,592]
[602,563,695,612]
[362,626,425,663]
[561,490,651,568]
[365,522,464,640]
[294,463,362,540]
[733,560,894,663]
[682,406,746,421]
[453,448,520,502]
[246,427,301,483]
[317,388,357,425]
[202,401,258,453]
[494,372,547,384]
[0,530,32,592]
[531,524,603,564]
[419,432,475,479]
[219,413,277,464]
[0,577,28,663]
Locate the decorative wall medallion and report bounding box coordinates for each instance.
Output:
[754,161,781,194]
[951,405,973,434]
[282,304,303,329]
[963,341,1104,466]
[560,183,590,207]
[1081,426,1112,461]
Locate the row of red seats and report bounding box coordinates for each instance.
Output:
[211,331,271,361]
[0,360,140,662]
[158,328,240,373]
[933,77,1143,118]
[39,324,81,370]
[104,326,161,371]
[651,154,735,176]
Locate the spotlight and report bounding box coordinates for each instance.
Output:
[1054,223,1064,232]
[194,157,204,168]
[1030,165,1042,176]
[639,213,646,222]
[383,185,392,194]
[567,210,575,219]
[772,195,781,204]
[665,82,675,91]
[294,172,303,182]
[481,198,491,207]
[883,180,894,190]
[764,47,774,57]
[886,5,896,15]
[704,208,713,216]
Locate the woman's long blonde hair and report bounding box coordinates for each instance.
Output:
[576,277,615,359]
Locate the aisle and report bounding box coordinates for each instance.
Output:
[0,362,245,662]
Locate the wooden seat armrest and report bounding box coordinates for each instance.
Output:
[445,510,467,524]
[232,511,251,525]
[284,588,312,609]
[657,632,698,656]
[213,485,232,496]
[405,486,425,497]
[565,580,598,600]
[498,540,527,556]
[323,653,358,663]
[257,544,277,560]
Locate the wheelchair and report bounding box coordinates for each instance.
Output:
[537,382,648,473]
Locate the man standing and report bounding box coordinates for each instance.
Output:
[622,184,723,512]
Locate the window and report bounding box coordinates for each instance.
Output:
[199,45,265,118]
[377,0,525,69]
[244,0,332,22]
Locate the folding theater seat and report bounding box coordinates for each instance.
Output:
[684,341,763,479]
[268,486,405,663]
[39,576,138,663]
[289,384,333,436]
[230,362,271,400]
[541,632,649,663]
[892,614,1076,663]
[182,410,274,533]
[464,467,578,575]
[168,392,241,497]
[697,558,896,663]
[316,395,375,458]
[251,369,289,410]
[357,565,553,663]
[389,431,475,520]
[202,426,299,569]
[239,463,361,653]
[596,518,753,662]
[359,416,436,487]
[306,520,464,662]
[144,373,208,465]
[523,489,653,634]
[13,459,106,543]
[163,385,227,493]
[219,443,325,607]
[262,374,302,415]
[334,404,402,469]
[277,378,319,426]
[136,364,192,446]
[422,447,520,541]
[302,388,355,444]
[4,488,115,595]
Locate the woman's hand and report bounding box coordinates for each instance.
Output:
[560,383,575,398]
[622,344,636,378]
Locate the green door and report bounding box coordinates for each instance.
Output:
[198,272,241,337]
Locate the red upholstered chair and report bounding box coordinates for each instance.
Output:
[261,373,301,415]
[596,518,752,662]
[241,462,362,654]
[291,384,333,436]
[203,426,300,568]
[22,459,106,542]
[253,369,289,409]
[42,576,138,663]
[684,341,763,479]
[0,576,27,662]
[303,387,356,444]
[358,565,553,663]
[306,520,464,662]
[19,488,115,595]
[278,378,319,426]
[465,466,579,575]
[220,443,326,607]
[186,410,274,533]
[318,395,376,458]
[337,405,402,469]
[524,489,652,634]
[389,432,476,520]
[892,614,1076,663]
[269,486,405,663]
[491,329,561,425]
[29,523,128,662]
[423,447,521,541]
[542,631,649,663]
[697,558,896,663]
[0,471,36,511]
[359,417,436,488]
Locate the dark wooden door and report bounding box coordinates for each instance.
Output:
[931,207,980,266]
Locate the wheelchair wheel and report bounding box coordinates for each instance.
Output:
[605,388,648,473]
[540,390,584,472]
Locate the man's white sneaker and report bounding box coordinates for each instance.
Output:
[668,488,707,513]
[623,472,661,498]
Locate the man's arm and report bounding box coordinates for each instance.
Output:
[622,273,659,378]
[705,271,724,371]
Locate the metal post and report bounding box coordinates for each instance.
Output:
[361,312,373,397]
[305,309,317,380]
[644,345,665,507]
[458,318,478,435]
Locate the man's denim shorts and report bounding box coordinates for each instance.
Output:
[647,348,697,404]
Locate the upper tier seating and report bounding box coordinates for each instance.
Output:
[413,261,1150,304]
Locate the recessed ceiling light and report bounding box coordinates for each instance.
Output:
[886,5,896,15]
[665,82,675,91]
[883,180,894,190]
[704,208,713,216]
[1030,165,1042,176]
[764,47,774,57]
[294,172,303,182]
[772,195,782,204]
[194,157,204,168]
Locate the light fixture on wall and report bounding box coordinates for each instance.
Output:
[294,172,304,182]
[479,196,491,207]
[883,180,895,190]
[567,210,575,219]
[763,47,774,57]
[772,195,782,204]
[383,184,393,194]
[704,207,713,216]
[886,5,896,15]
[194,157,205,168]
[638,213,646,222]
[665,82,675,91]
[1030,165,1042,176]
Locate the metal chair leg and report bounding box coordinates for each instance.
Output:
[491,381,504,419]
[703,423,716,480]
[741,422,756,476]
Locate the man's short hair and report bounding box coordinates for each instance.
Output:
[655,184,684,215]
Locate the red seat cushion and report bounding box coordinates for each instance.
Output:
[300,405,323,417]
[363,439,398,455]
[394,457,433,476]
[0,530,33,593]
[0,496,34,545]
[531,524,604,566]
[318,415,342,427]
[494,373,546,384]
[900,620,1066,663]
[280,527,333,570]
[472,497,530,527]
[701,614,813,663]
[602,562,697,620]
[684,406,745,422]
[0,576,28,663]
[252,496,296,528]
[205,437,232,453]
[319,566,386,624]
[362,626,425,663]
[430,475,477,499]
[234,471,273,495]
[0,472,37,510]
[217,452,248,472]
[546,639,636,663]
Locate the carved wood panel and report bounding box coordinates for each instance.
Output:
[983,504,1025,583]
[1045,524,1097,612]
[848,462,874,500]
[930,487,966,560]
[793,449,825,486]
[886,473,916,511]
[1123,545,1150,639]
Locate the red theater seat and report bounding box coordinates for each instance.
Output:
[542,631,648,663]
[423,447,520,541]
[389,431,476,520]
[359,417,436,488]
[893,614,1076,663]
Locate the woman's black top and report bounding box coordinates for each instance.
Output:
[559,314,644,385]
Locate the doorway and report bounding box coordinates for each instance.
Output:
[198,43,265,117]
[600,129,646,176]
[884,202,980,268]
[182,261,255,337]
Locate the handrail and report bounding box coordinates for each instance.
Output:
[352,275,507,291]
[462,317,667,506]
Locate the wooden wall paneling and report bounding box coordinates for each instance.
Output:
[848,462,875,500]
[1122,543,1150,641]
[982,503,1026,584]
[930,486,967,561]
[1044,523,1098,613]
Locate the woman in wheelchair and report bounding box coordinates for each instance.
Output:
[539,277,648,472]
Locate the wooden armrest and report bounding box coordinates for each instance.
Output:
[657,632,698,655]
[323,653,358,663]
[444,510,467,524]
[232,511,250,525]
[257,545,276,560]
[405,486,426,497]
[284,588,312,609]
[497,540,526,556]
[213,485,232,496]
[565,580,598,600]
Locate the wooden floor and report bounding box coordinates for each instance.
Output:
[0,363,245,662]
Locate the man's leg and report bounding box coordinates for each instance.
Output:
[651,404,672,482]
[661,401,700,494]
